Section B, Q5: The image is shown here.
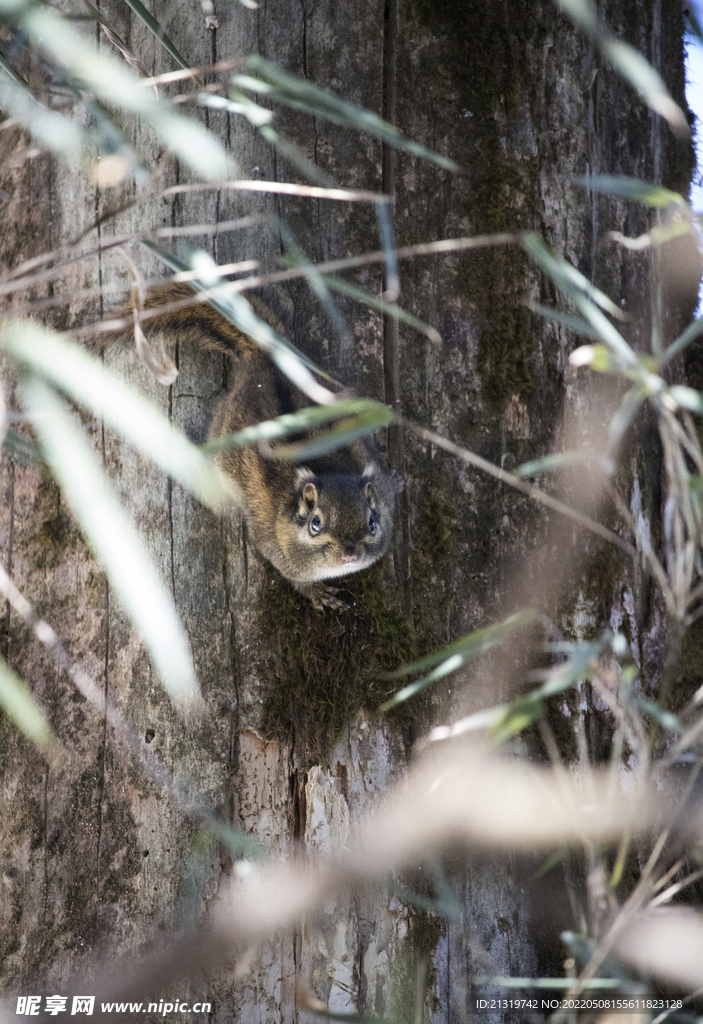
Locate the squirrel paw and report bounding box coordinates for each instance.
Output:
[303,583,348,612]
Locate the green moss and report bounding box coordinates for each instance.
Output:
[258,471,459,759]
[258,564,424,762]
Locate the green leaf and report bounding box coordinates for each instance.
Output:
[523,234,640,373]
[202,399,394,458]
[379,610,538,711]
[271,404,395,461]
[276,222,350,340]
[143,245,337,405]
[531,304,601,341]
[602,38,689,137]
[22,377,200,707]
[516,451,615,478]
[236,56,461,172]
[608,385,647,444]
[662,317,703,367]
[121,0,201,82]
[635,696,680,732]
[471,975,628,991]
[578,175,687,207]
[0,78,85,156]
[2,1,230,181]
[321,274,441,343]
[553,0,689,137]
[665,385,703,414]
[0,656,54,751]
[1,321,227,511]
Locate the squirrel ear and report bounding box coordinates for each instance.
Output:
[361,462,377,500]
[295,467,318,511]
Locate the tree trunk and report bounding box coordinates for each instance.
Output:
[0,0,694,1022]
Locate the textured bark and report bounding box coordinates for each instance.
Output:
[0,0,695,1022]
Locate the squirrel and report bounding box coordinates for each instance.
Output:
[93,281,403,610]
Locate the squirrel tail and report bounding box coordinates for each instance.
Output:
[89,280,276,359]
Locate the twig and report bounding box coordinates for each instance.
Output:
[399,416,638,558]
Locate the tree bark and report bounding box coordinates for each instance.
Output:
[0,0,695,1021]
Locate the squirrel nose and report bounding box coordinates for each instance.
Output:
[341,543,358,563]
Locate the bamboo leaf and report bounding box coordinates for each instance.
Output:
[0,0,230,180]
[121,0,201,83]
[22,377,200,707]
[523,234,640,372]
[379,610,538,711]
[516,451,614,478]
[553,0,689,137]
[662,317,703,366]
[236,56,461,172]
[201,399,393,455]
[0,656,54,751]
[531,304,601,341]
[320,274,441,343]
[143,244,337,405]
[1,321,227,511]
[270,404,394,461]
[578,175,687,207]
[665,385,703,414]
[602,38,689,136]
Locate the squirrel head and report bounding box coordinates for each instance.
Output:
[276,462,403,583]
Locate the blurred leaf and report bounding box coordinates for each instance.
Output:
[236,56,461,172]
[22,377,200,707]
[532,304,602,340]
[277,223,350,340]
[121,0,202,83]
[666,385,703,414]
[553,0,689,137]
[271,404,394,461]
[0,656,54,751]
[523,234,641,373]
[602,38,689,136]
[379,610,538,711]
[516,451,615,478]
[201,399,394,455]
[471,975,629,990]
[522,234,625,319]
[610,219,693,251]
[0,0,230,180]
[635,695,680,732]
[2,429,44,467]
[0,78,85,156]
[662,317,703,366]
[490,639,603,741]
[1,321,226,511]
[144,244,337,405]
[376,200,400,302]
[230,90,333,186]
[320,274,441,343]
[608,385,647,444]
[686,5,703,43]
[578,175,687,207]
[305,1011,399,1024]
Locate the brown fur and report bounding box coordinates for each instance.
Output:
[98,282,403,610]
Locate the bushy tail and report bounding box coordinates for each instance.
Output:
[88,280,272,359]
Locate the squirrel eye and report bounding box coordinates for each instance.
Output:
[310,515,322,534]
[368,515,377,536]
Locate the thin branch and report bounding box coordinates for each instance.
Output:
[399,416,638,558]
